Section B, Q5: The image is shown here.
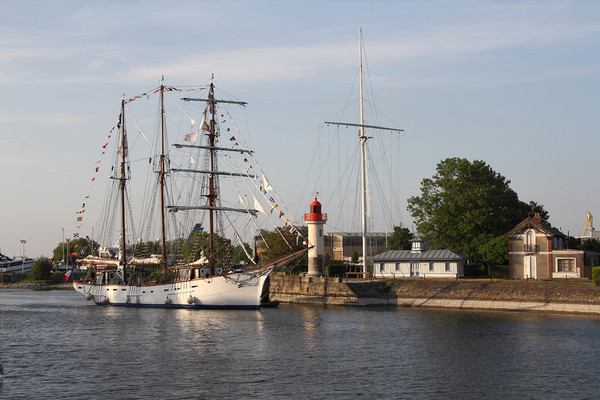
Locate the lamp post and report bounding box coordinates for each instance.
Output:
[20,239,26,273]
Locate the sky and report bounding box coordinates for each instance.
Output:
[1,0,599,258]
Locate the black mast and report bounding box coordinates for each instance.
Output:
[207,79,217,276]
[119,97,128,280]
[159,77,168,279]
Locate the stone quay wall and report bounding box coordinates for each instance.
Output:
[269,274,600,314]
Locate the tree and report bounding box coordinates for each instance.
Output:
[52,237,98,266]
[526,201,550,225]
[387,226,413,250]
[258,227,308,264]
[407,157,548,263]
[29,257,53,281]
[479,235,509,275]
[579,238,600,253]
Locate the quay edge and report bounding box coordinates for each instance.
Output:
[268,274,600,314]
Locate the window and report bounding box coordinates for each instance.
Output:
[379,263,384,272]
[429,263,434,272]
[445,263,451,272]
[395,263,400,271]
[557,259,575,272]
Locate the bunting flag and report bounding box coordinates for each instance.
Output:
[262,174,273,191]
[184,131,198,142]
[70,252,77,257]
[289,226,297,234]
[230,136,236,141]
[253,195,267,215]
[65,269,73,282]
[303,240,308,246]
[75,128,116,231]
[279,210,284,218]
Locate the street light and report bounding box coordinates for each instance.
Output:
[20,239,26,273]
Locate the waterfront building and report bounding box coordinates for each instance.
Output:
[370,236,467,279]
[506,213,599,279]
[324,232,389,262]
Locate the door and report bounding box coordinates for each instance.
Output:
[524,256,536,279]
[410,263,419,277]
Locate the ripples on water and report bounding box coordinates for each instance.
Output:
[1,289,599,399]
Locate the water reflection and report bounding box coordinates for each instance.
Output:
[2,290,600,399]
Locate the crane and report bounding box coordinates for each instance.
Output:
[582,211,594,237]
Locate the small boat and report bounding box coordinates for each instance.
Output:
[73,76,308,309]
[0,252,35,274]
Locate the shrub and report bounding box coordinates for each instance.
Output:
[592,267,600,286]
[327,263,346,277]
[28,257,53,281]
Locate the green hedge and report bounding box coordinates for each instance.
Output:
[592,267,600,286]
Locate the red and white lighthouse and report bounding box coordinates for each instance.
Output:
[304,196,327,277]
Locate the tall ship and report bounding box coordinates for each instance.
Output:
[73,76,308,308]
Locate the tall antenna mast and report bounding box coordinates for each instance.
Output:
[324,28,404,276]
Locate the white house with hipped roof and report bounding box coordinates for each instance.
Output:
[371,237,467,279]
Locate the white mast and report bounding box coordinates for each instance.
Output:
[324,28,404,277]
[358,28,368,275]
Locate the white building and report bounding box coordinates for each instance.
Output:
[371,237,467,279]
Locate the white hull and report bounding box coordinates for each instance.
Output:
[73,267,273,309]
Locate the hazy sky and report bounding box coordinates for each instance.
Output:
[1,0,599,258]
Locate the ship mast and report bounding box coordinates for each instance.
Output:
[119,96,128,279]
[208,78,217,276]
[324,28,404,276]
[173,76,252,276]
[358,29,368,276]
[159,77,168,278]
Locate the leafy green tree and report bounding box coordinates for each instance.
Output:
[29,257,53,281]
[407,157,548,263]
[526,201,550,225]
[388,226,413,250]
[565,236,581,250]
[351,250,359,263]
[258,227,308,264]
[52,237,98,266]
[579,238,600,252]
[479,235,509,274]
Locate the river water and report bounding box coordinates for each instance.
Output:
[1,289,599,399]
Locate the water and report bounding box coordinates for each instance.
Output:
[1,289,600,399]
